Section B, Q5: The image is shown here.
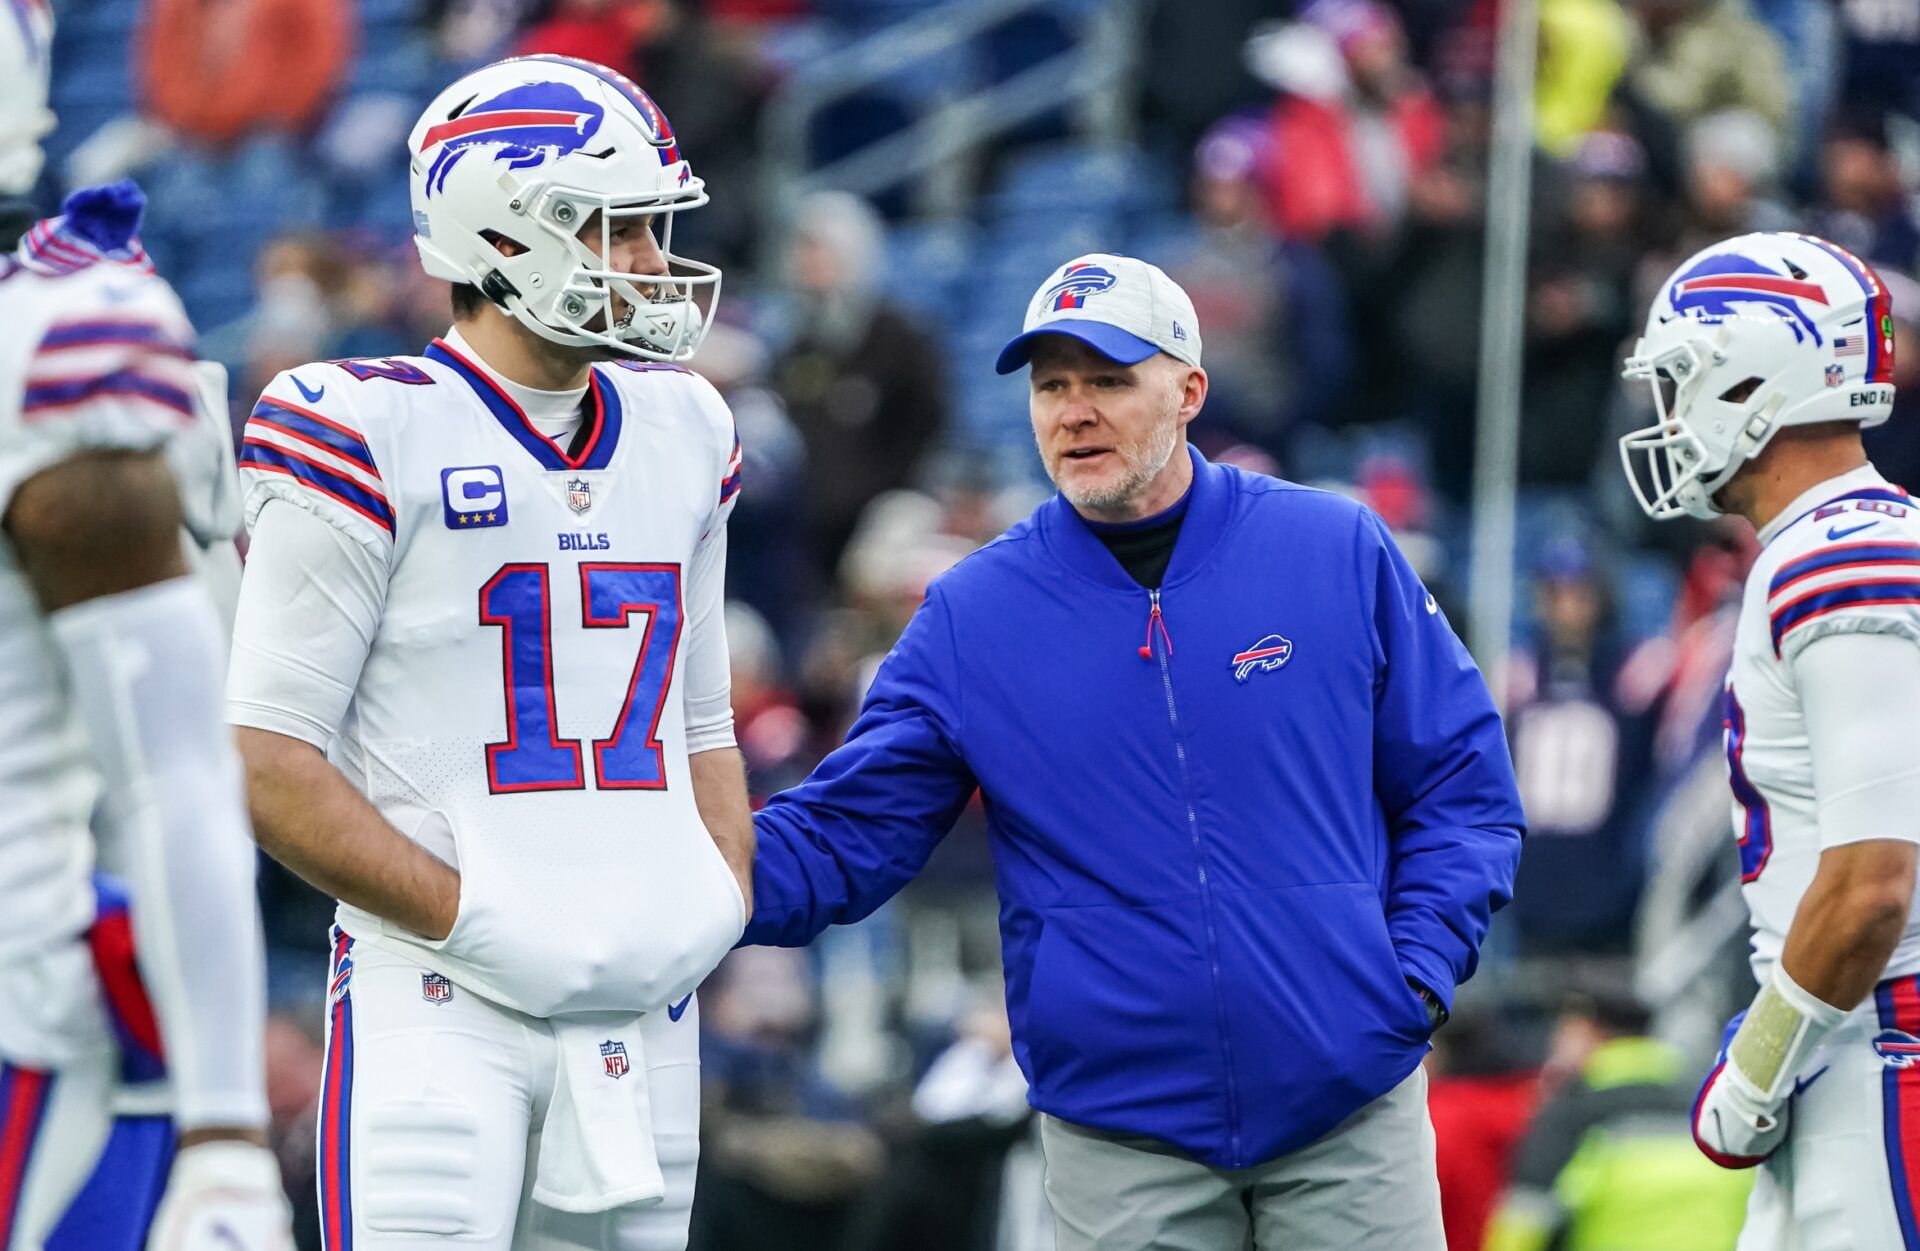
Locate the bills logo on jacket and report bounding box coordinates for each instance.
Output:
[1231,634,1293,683]
[601,1039,630,1078]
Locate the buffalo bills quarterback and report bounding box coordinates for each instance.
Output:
[0,8,290,1251]
[1621,232,1920,1247]
[224,55,752,1251]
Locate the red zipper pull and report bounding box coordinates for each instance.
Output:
[1140,591,1173,659]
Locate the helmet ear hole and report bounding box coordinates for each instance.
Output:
[479,228,529,258]
[1719,376,1764,403]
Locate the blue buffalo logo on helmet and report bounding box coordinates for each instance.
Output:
[522,54,683,167]
[417,80,606,197]
[1667,252,1829,345]
[1231,634,1293,683]
[1875,1028,1920,1068]
[1044,262,1118,312]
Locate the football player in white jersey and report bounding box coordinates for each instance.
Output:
[224,55,753,1251]
[0,14,291,1251]
[1620,231,1920,1247]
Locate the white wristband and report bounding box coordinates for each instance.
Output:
[1728,964,1846,1102]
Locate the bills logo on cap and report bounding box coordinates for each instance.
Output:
[601,1039,630,1078]
[1045,262,1118,312]
[421,972,454,1004]
[1875,1028,1920,1068]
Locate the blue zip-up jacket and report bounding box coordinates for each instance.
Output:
[745,448,1524,1168]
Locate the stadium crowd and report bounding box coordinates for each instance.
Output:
[31,0,1920,1245]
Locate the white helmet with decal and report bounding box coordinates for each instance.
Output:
[1620,232,1897,521]
[407,54,719,361]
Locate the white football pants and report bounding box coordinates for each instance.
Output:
[1737,973,1920,1251]
[317,929,701,1251]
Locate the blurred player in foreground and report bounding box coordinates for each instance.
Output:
[1621,231,1920,1247]
[224,55,752,1251]
[0,8,289,1251]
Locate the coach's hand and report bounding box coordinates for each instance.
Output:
[146,1140,295,1251]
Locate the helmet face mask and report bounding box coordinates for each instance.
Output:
[1620,233,1898,522]
[409,55,721,362]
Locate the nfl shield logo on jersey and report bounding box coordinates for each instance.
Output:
[601,1039,630,1079]
[567,477,593,514]
[421,972,453,1004]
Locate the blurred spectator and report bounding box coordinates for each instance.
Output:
[1533,0,1632,156]
[1522,132,1648,487]
[1811,114,1920,274]
[1622,0,1789,143]
[1503,540,1652,953]
[1679,109,1792,242]
[1158,115,1353,456]
[1836,0,1920,122]
[1427,1011,1539,1251]
[772,191,949,584]
[1244,0,1445,243]
[265,1012,326,1251]
[1137,0,1274,155]
[141,0,352,145]
[693,947,886,1251]
[1481,979,1751,1250]
[513,0,668,70]
[726,601,813,800]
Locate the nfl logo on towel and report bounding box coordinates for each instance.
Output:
[600,1039,630,1079]
[567,477,593,514]
[421,972,453,1004]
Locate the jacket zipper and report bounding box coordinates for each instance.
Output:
[1146,587,1243,1163]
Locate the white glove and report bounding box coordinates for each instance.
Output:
[1692,965,1844,1169]
[146,1141,295,1251]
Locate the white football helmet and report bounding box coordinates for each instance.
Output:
[1621,232,1897,520]
[408,55,719,361]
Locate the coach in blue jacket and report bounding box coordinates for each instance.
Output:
[742,253,1524,1250]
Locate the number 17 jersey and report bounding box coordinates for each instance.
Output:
[228,335,746,1019]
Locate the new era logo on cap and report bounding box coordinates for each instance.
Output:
[996,253,1203,374]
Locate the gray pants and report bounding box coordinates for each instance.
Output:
[1039,1066,1444,1251]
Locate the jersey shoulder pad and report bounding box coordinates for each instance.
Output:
[240,368,396,542]
[1765,496,1920,662]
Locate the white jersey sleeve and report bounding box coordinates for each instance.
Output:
[227,498,388,749]
[0,256,202,515]
[682,378,741,755]
[238,368,400,557]
[1765,509,1920,664]
[1795,631,1920,850]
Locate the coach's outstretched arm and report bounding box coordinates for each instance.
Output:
[744,586,978,948]
[1361,510,1526,1016]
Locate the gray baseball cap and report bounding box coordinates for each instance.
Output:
[995,253,1203,374]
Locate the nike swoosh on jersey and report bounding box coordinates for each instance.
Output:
[292,375,325,403]
[667,993,692,1022]
[1828,520,1880,540]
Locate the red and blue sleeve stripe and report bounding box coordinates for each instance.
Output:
[1876,975,1920,1249]
[239,441,396,536]
[719,432,742,507]
[319,928,355,1251]
[1770,542,1920,598]
[87,874,166,1085]
[35,320,193,356]
[248,399,380,477]
[0,1064,54,1247]
[21,371,194,420]
[1770,577,1920,654]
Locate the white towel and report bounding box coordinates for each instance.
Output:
[532,1014,666,1213]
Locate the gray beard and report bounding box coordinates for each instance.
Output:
[1049,419,1181,514]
